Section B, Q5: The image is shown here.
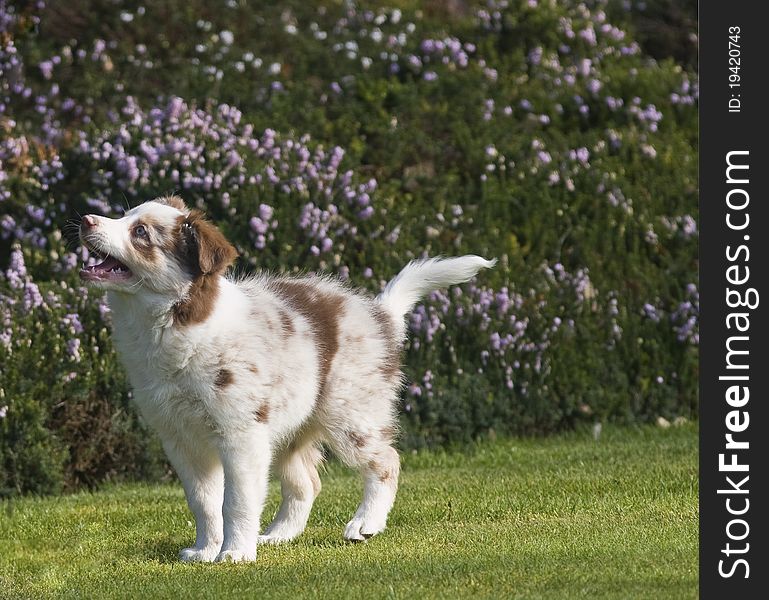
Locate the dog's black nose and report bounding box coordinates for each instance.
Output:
[81,215,98,230]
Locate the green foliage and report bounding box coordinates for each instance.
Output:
[0,253,167,498]
[1,0,698,494]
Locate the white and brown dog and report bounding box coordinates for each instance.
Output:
[79,195,495,562]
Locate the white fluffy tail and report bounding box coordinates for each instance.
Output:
[377,255,496,328]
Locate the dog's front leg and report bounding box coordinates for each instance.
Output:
[215,428,271,563]
[162,438,224,562]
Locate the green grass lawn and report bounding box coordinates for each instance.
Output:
[0,424,698,599]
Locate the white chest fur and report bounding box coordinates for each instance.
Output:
[107,278,320,442]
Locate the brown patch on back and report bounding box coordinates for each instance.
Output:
[270,280,344,403]
[254,402,270,423]
[372,306,401,379]
[215,368,234,388]
[262,317,277,335]
[348,431,367,449]
[278,309,294,335]
[170,210,238,327]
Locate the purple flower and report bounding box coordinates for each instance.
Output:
[67,338,82,362]
[643,303,660,323]
[490,332,501,351]
[6,248,28,288]
[39,60,54,79]
[579,26,597,46]
[63,313,84,334]
[528,47,543,65]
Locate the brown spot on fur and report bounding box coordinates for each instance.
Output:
[348,431,367,449]
[367,460,392,482]
[155,195,187,211]
[270,280,344,403]
[161,214,186,254]
[254,402,270,423]
[263,318,277,334]
[215,368,234,388]
[380,426,397,442]
[171,210,238,327]
[173,275,220,326]
[248,365,260,375]
[372,306,401,379]
[279,309,294,335]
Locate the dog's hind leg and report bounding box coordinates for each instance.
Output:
[327,419,401,542]
[259,431,323,544]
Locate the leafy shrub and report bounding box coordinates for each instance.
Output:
[0,249,167,497]
[1,0,697,495]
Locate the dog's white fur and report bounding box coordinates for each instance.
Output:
[79,197,495,562]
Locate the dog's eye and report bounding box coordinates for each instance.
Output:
[134,225,148,238]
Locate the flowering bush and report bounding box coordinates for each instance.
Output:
[1,0,697,493]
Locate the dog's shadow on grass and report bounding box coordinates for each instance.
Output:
[138,535,360,564]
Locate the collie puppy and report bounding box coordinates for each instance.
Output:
[79,195,495,562]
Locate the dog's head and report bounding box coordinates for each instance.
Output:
[79,196,237,296]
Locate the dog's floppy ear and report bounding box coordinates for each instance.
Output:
[182,210,238,276]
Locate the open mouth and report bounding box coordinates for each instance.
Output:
[79,254,133,282]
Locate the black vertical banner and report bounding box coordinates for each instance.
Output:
[700,2,768,598]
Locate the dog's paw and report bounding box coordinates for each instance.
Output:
[258,521,304,545]
[179,546,220,563]
[343,516,385,542]
[214,548,257,563]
